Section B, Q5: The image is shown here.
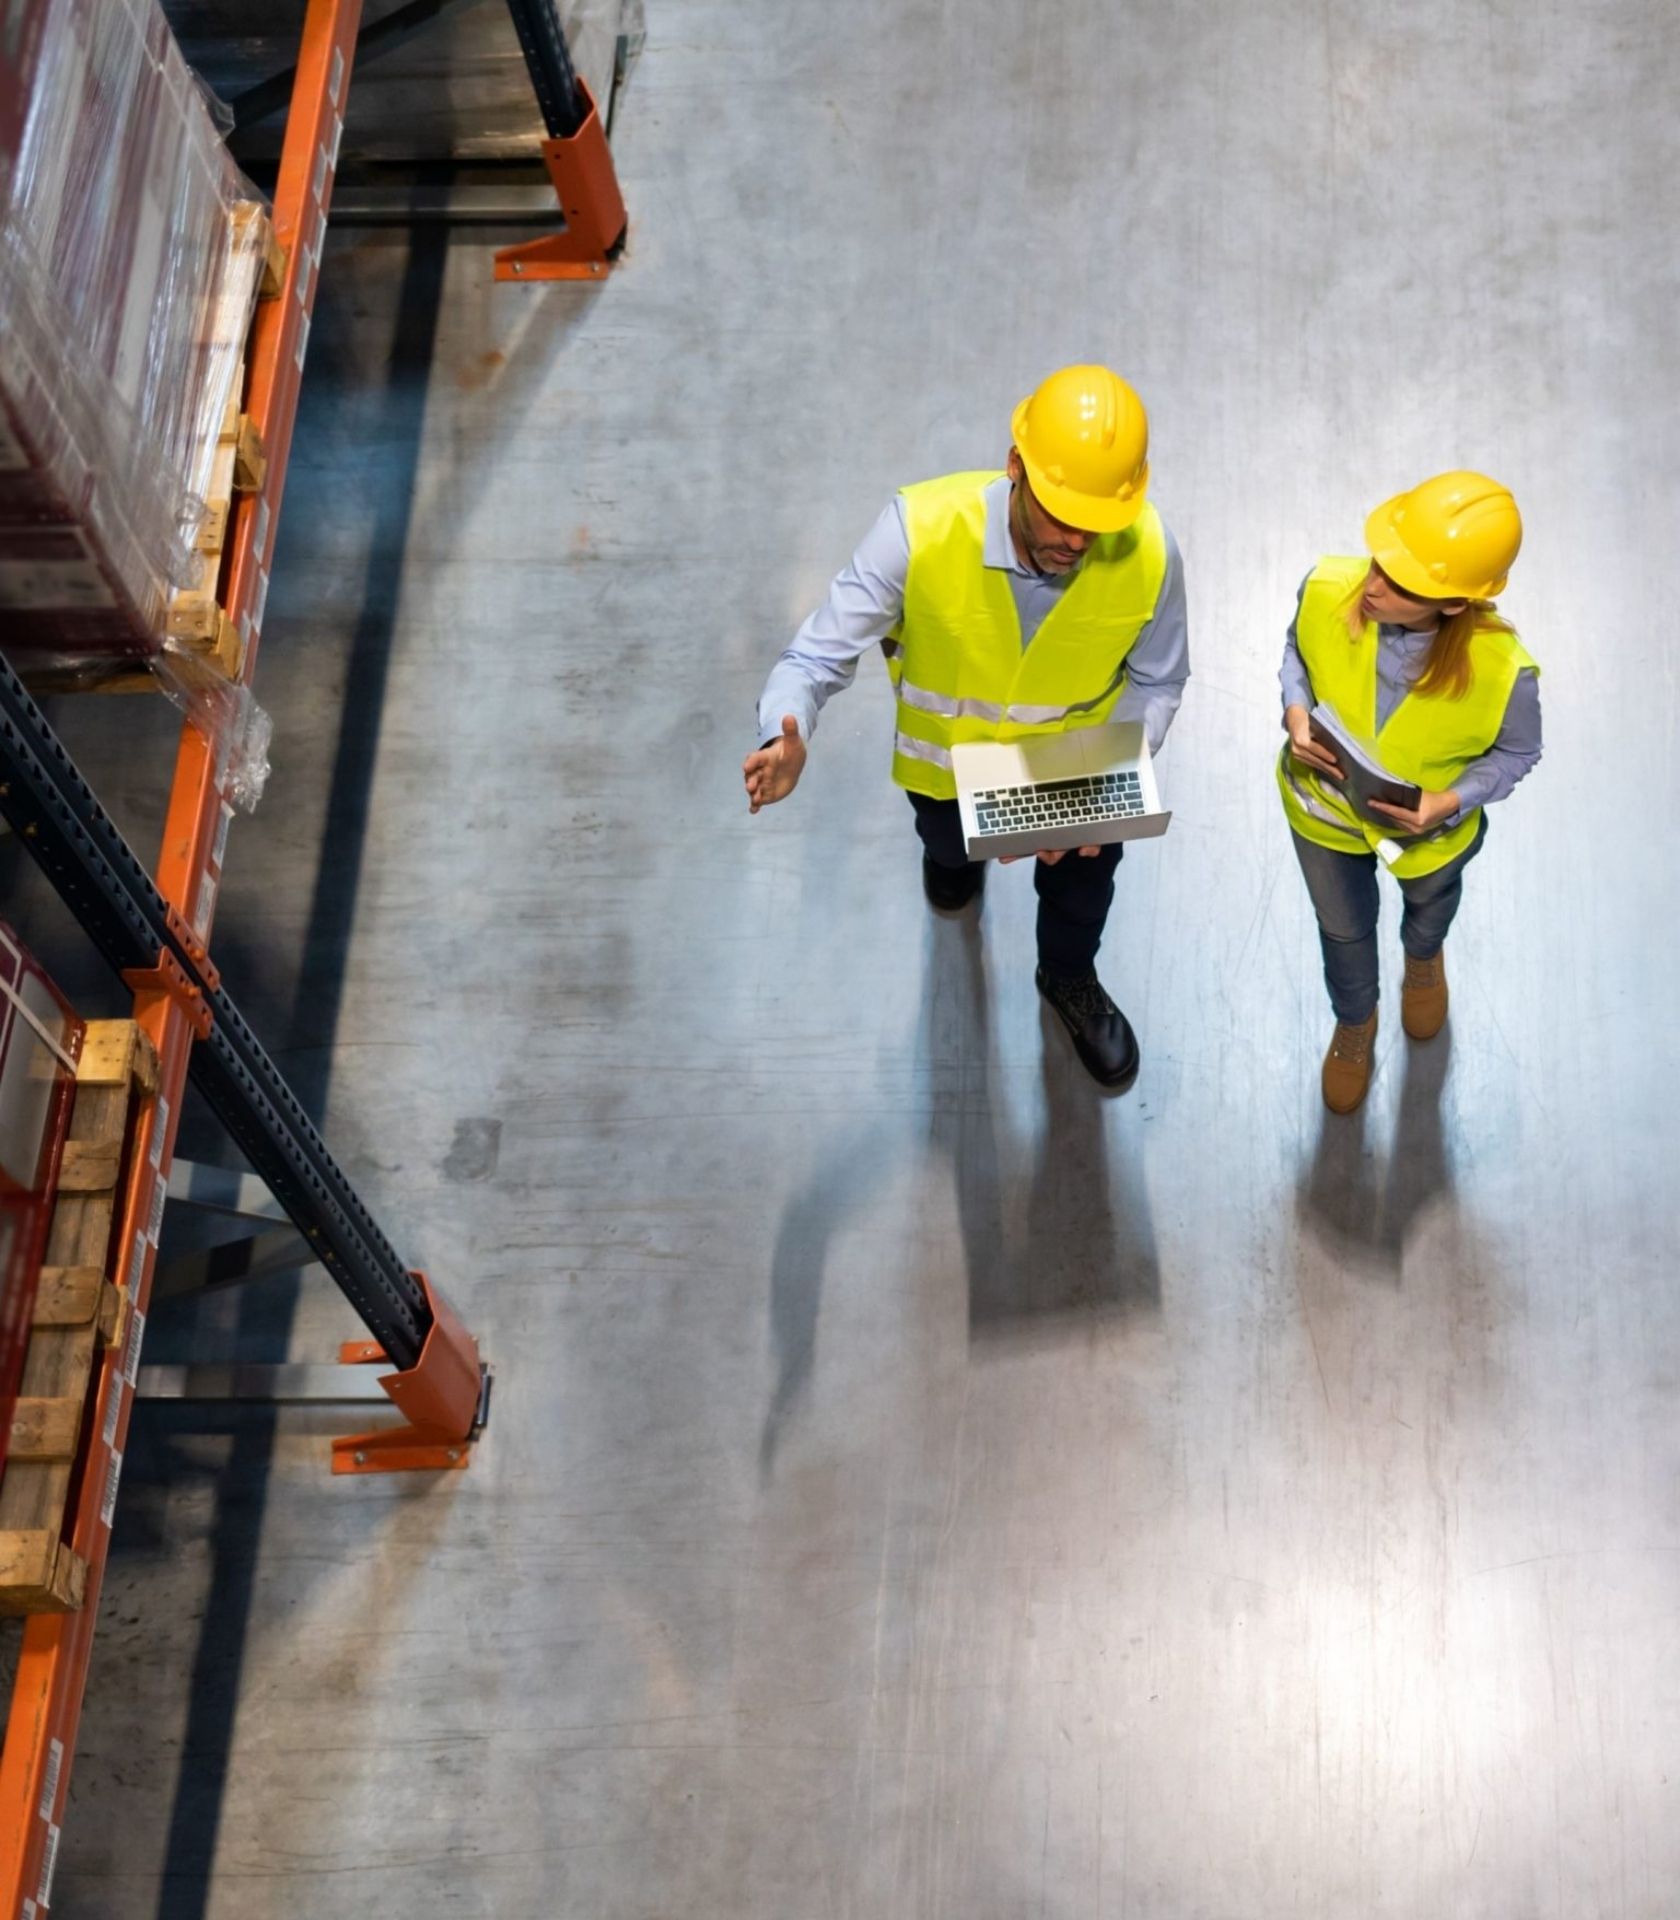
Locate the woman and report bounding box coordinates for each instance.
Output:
[1278,471,1542,1113]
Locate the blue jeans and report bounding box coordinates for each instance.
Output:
[1291,815,1488,1025]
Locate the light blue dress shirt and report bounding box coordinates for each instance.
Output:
[756,477,1190,754]
[1279,577,1542,820]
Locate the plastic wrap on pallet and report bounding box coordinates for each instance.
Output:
[0,0,264,660]
[21,635,275,811]
[152,648,273,811]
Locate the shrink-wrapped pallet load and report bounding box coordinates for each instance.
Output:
[0,0,272,802]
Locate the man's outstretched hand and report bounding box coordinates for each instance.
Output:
[743,714,807,814]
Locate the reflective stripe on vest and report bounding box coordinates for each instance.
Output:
[897,678,1005,724]
[886,471,1168,800]
[894,673,1131,728]
[1276,554,1539,879]
[1279,750,1364,842]
[895,731,953,769]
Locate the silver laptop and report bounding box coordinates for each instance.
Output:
[952,720,1172,860]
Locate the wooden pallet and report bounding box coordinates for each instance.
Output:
[164,381,266,681]
[0,1022,157,1614]
[164,203,279,684]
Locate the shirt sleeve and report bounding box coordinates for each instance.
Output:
[1446,667,1543,818]
[1111,526,1190,754]
[754,499,909,745]
[1279,576,1315,715]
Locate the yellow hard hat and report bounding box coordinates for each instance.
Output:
[1365,470,1522,601]
[1010,365,1150,534]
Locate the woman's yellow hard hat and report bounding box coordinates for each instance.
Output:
[1011,365,1150,534]
[1365,471,1522,601]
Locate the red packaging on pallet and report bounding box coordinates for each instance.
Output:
[0,922,82,1482]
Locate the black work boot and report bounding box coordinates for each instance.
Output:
[923,854,985,913]
[1036,966,1139,1088]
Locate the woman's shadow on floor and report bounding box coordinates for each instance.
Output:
[1295,1025,1456,1274]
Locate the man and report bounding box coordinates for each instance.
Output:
[743,364,1189,1088]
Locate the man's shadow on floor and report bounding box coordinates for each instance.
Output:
[1295,1025,1456,1274]
[760,908,1160,1477]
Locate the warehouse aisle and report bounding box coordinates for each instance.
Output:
[53,3,1680,1915]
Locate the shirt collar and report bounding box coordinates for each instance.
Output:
[982,474,1072,581]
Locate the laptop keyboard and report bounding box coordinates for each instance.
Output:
[971,771,1146,837]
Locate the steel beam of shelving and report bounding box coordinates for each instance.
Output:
[504,0,586,137]
[0,654,435,1366]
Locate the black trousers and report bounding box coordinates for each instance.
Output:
[908,793,1123,980]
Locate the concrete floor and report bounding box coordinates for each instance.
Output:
[16,1,1680,1915]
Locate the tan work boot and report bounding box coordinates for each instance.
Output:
[1401,949,1448,1040]
[1321,1012,1378,1114]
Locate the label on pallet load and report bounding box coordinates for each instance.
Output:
[124,1309,146,1387]
[37,1820,59,1909]
[149,1095,170,1169]
[329,44,344,106]
[101,1378,123,1450]
[38,1739,63,1823]
[100,1450,123,1530]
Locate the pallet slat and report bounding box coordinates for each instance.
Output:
[78,1021,158,1092]
[32,1267,105,1327]
[56,1139,122,1193]
[7,1397,83,1464]
[233,418,268,493]
[0,1530,86,1615]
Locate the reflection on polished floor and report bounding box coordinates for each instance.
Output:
[28,2,1680,1915]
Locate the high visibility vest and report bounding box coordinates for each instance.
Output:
[885,471,1168,800]
[1276,554,1539,879]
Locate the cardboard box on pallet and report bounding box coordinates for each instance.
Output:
[0,0,263,664]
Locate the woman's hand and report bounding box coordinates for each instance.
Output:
[1366,788,1461,835]
[1284,704,1343,778]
